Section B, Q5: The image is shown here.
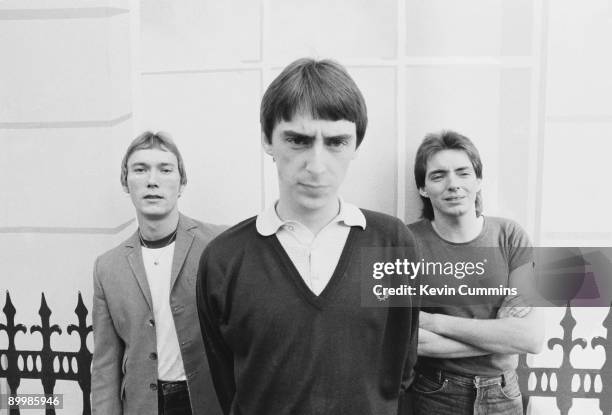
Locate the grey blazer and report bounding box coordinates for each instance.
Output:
[92,214,225,415]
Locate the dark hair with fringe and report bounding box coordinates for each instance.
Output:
[414,130,483,220]
[120,131,187,187]
[260,58,368,147]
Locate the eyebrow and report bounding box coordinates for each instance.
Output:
[428,169,448,176]
[324,134,352,141]
[129,162,176,168]
[282,131,353,140]
[283,131,314,140]
[428,166,472,176]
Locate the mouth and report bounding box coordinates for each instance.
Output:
[444,196,465,202]
[143,195,164,200]
[299,183,328,190]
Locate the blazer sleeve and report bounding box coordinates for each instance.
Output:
[196,246,236,415]
[91,257,124,415]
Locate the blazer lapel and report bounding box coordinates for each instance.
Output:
[170,214,196,290]
[125,232,154,313]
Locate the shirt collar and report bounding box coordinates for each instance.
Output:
[256,197,366,236]
[255,202,286,236]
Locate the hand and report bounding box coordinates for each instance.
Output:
[419,311,437,332]
[497,295,532,319]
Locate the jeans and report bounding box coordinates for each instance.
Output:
[410,368,523,415]
[158,380,192,415]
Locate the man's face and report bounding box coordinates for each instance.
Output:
[420,149,481,219]
[123,147,184,220]
[263,113,358,215]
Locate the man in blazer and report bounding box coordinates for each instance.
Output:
[92,131,224,415]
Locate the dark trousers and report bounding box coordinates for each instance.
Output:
[158,380,192,415]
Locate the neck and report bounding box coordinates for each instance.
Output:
[276,198,340,235]
[137,210,180,241]
[431,212,483,243]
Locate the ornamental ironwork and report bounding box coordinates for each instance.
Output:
[0,292,92,415]
[2,293,612,414]
[517,303,612,414]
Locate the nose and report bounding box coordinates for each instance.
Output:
[446,173,460,191]
[146,170,159,187]
[305,142,326,175]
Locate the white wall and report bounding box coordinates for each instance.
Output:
[1,1,611,414]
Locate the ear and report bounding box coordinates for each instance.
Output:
[261,133,274,157]
[418,187,429,198]
[351,145,360,160]
[178,183,186,198]
[123,185,130,194]
[475,177,482,192]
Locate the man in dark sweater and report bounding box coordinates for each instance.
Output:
[196,58,420,415]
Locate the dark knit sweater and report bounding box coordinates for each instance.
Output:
[196,210,420,415]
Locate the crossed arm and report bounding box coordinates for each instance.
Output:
[418,263,545,358]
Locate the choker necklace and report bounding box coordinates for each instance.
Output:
[139,228,178,265]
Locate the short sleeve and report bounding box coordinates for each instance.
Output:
[507,221,534,272]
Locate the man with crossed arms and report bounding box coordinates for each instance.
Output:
[407,130,544,415]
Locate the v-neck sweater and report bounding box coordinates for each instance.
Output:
[196,209,420,415]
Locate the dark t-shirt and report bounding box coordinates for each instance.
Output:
[408,216,533,376]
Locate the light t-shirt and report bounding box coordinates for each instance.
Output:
[142,242,186,381]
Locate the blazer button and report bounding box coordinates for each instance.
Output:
[149,352,157,361]
[148,319,155,327]
[150,383,158,391]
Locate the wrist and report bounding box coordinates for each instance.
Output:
[431,313,448,335]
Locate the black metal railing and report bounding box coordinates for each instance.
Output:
[1,292,611,414]
[516,303,612,414]
[0,292,92,415]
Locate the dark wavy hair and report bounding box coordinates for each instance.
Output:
[414,130,483,220]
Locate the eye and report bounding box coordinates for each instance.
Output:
[286,136,310,146]
[161,168,173,174]
[430,174,443,181]
[132,167,145,173]
[327,137,348,147]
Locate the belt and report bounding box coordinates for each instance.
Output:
[158,380,188,395]
[416,366,515,388]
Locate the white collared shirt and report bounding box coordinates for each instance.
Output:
[256,198,366,295]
